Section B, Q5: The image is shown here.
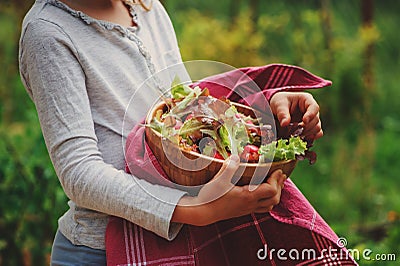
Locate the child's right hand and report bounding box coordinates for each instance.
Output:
[172,155,287,226]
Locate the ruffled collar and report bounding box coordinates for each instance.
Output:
[44,0,139,33]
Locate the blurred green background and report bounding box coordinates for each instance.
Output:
[1,0,399,265]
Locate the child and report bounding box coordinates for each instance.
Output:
[19,0,356,264]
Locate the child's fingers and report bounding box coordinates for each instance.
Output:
[247,170,285,199]
[302,97,320,124]
[275,104,292,127]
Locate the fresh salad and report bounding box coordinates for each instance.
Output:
[148,78,316,164]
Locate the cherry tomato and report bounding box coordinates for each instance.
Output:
[214,151,224,160]
[240,144,260,163]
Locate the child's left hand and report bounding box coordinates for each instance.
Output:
[269,91,323,140]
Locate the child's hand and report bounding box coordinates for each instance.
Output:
[270,91,323,140]
[172,156,286,226]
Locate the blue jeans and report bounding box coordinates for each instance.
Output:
[50,230,106,266]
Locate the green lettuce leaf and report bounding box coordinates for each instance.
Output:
[218,106,249,155]
[258,142,276,162]
[258,136,308,162]
[173,86,202,111]
[201,129,229,159]
[171,76,192,100]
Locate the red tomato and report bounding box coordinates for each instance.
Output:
[214,151,224,160]
[240,144,260,163]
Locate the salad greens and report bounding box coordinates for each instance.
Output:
[149,78,315,164]
[171,76,192,99]
[258,136,307,162]
[218,106,249,156]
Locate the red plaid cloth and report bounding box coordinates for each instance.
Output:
[107,214,357,265]
[106,64,358,265]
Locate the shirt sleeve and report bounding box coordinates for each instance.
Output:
[19,19,186,240]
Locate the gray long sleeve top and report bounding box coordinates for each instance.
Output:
[19,0,188,250]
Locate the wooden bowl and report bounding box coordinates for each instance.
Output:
[145,101,297,186]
